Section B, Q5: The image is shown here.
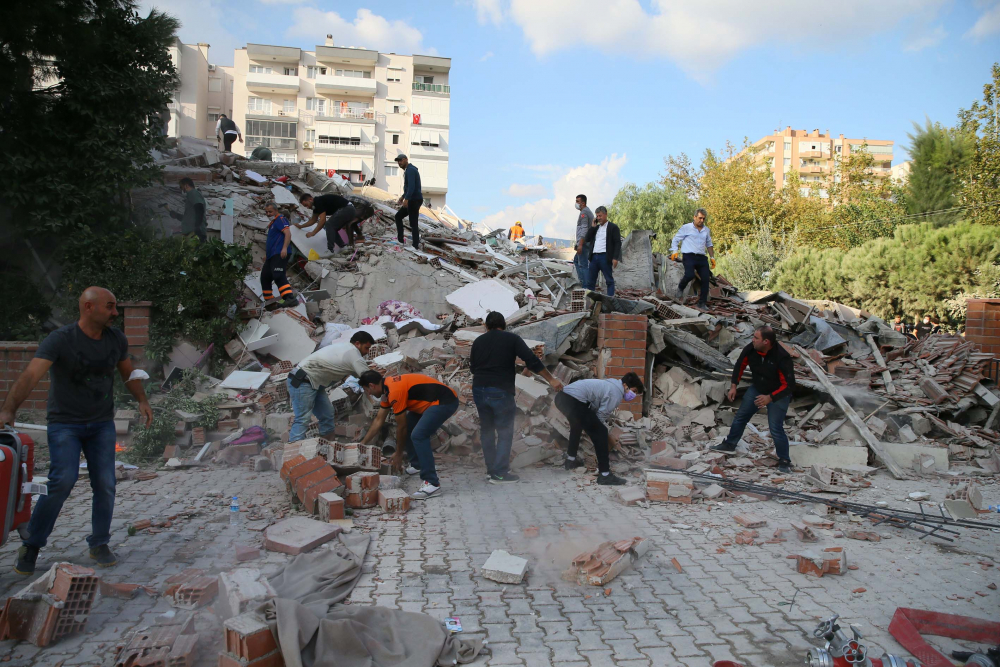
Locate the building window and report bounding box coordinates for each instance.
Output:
[392,134,399,145]
[387,74,401,83]
[306,129,316,143]
[283,67,297,76]
[385,164,399,176]
[248,96,270,113]
[249,65,272,74]
[414,75,434,84]
[783,157,791,167]
[393,105,400,114]
[335,69,371,78]
[306,66,327,78]
[305,97,327,115]
[208,77,222,92]
[208,113,220,123]
[783,141,791,155]
[282,99,295,115]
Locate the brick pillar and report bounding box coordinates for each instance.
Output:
[0,342,49,412]
[598,313,648,418]
[964,298,1000,383]
[119,301,152,362]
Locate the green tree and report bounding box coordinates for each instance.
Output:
[661,153,702,199]
[0,0,179,238]
[716,219,798,291]
[827,143,906,247]
[904,119,974,223]
[607,182,698,254]
[777,171,833,246]
[698,140,781,251]
[956,62,1000,226]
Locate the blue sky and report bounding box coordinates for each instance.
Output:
[152,0,1000,239]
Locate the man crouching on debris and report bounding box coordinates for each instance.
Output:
[0,287,153,575]
[262,203,297,310]
[556,372,645,486]
[712,326,795,473]
[359,370,459,499]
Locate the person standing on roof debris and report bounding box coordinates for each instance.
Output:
[288,331,374,442]
[671,208,716,309]
[0,287,153,576]
[171,177,207,242]
[583,206,621,297]
[712,326,795,474]
[555,373,644,486]
[297,193,362,255]
[573,194,595,284]
[262,202,297,311]
[393,154,422,248]
[471,312,564,484]
[215,114,242,152]
[359,370,458,499]
[892,315,909,336]
[508,221,525,242]
[249,145,272,161]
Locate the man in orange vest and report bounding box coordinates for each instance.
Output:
[508,221,525,241]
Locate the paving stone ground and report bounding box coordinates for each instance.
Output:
[0,456,996,667]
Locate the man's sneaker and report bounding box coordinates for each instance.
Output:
[280,296,298,309]
[489,473,520,484]
[264,300,281,312]
[14,546,38,576]
[777,460,793,474]
[711,442,738,453]
[596,472,627,486]
[405,465,420,476]
[88,545,118,568]
[564,457,585,471]
[411,482,440,500]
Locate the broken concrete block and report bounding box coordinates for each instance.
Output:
[735,530,758,545]
[346,471,380,494]
[264,517,340,555]
[615,486,646,506]
[116,615,200,667]
[908,491,930,501]
[446,279,520,321]
[514,374,551,414]
[216,569,277,622]
[788,444,868,469]
[562,537,647,586]
[866,415,887,438]
[235,545,261,562]
[318,493,345,522]
[944,499,978,520]
[378,489,411,514]
[379,475,401,490]
[668,382,704,409]
[734,514,767,528]
[794,550,846,577]
[482,550,528,584]
[882,442,948,472]
[222,611,280,666]
[164,569,218,609]
[0,563,98,647]
[645,470,694,503]
[701,483,725,499]
[250,455,272,472]
[897,424,918,443]
[689,407,716,427]
[510,445,561,470]
[843,530,880,542]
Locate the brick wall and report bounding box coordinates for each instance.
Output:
[598,313,648,418]
[965,299,1000,355]
[0,343,48,411]
[120,301,152,362]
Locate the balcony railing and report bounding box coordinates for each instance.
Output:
[247,103,297,117]
[412,83,450,95]
[246,137,297,150]
[314,141,374,153]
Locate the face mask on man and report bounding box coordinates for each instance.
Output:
[624,389,637,402]
[575,203,582,211]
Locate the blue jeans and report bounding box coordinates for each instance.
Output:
[585,252,615,296]
[288,378,336,442]
[574,243,591,284]
[473,387,517,476]
[724,386,791,462]
[404,402,458,487]
[679,252,711,305]
[26,421,117,549]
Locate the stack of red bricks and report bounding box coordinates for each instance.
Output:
[0,342,48,412]
[0,563,99,647]
[119,301,152,363]
[597,313,648,418]
[280,455,345,514]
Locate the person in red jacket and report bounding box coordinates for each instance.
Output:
[712,326,796,473]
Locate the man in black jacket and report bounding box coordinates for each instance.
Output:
[583,206,622,296]
[712,326,796,473]
[471,312,563,483]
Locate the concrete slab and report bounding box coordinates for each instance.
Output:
[258,312,317,365]
[881,442,949,472]
[482,550,528,584]
[789,444,869,469]
[216,568,277,621]
[263,517,340,555]
[446,279,519,321]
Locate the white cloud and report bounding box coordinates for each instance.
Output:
[479,0,950,80]
[141,0,242,66]
[480,51,495,61]
[904,25,948,51]
[968,1,1000,39]
[481,155,627,239]
[505,183,548,198]
[286,8,427,54]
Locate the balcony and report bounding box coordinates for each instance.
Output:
[315,45,377,66]
[801,150,829,159]
[800,164,828,174]
[412,82,450,95]
[246,137,297,150]
[300,108,385,125]
[246,102,298,119]
[246,71,299,93]
[315,74,376,96]
[247,44,301,64]
[314,141,375,154]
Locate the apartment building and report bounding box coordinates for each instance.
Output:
[231,36,450,208]
[165,41,234,142]
[749,127,893,198]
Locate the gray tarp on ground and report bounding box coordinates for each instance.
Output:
[262,532,485,667]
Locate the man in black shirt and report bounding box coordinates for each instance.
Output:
[298,193,364,254]
[470,312,563,483]
[0,287,152,575]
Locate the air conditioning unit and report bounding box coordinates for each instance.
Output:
[303,142,313,149]
[208,64,216,72]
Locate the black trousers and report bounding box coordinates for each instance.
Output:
[554,391,610,473]
[394,198,422,247]
[261,255,291,302]
[223,133,238,151]
[679,252,712,305]
[326,203,358,252]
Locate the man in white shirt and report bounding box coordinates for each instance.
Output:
[581,206,622,296]
[287,332,374,441]
[215,114,243,152]
[670,208,716,308]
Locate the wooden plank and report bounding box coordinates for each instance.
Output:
[796,402,824,427]
[865,334,896,395]
[795,345,909,480]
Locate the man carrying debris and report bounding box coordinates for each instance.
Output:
[555,372,645,486]
[288,331,375,442]
[170,177,207,242]
[670,208,716,308]
[393,154,422,248]
[261,202,296,311]
[215,114,242,152]
[297,193,364,254]
[582,206,621,297]
[712,326,795,474]
[359,370,458,499]
[573,194,595,284]
[471,311,564,484]
[0,287,153,575]
[508,221,525,242]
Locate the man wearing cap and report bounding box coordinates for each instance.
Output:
[393,155,422,248]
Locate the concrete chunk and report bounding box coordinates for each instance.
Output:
[216,568,277,621]
[615,487,646,506]
[788,444,868,469]
[263,517,340,555]
[482,550,528,584]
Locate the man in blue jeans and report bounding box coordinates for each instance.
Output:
[0,287,153,575]
[670,208,716,308]
[583,206,622,297]
[712,326,796,473]
[573,194,595,284]
[470,312,563,483]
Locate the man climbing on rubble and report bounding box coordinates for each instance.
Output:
[262,202,297,311]
[359,370,459,499]
[508,221,525,242]
[712,326,795,474]
[574,194,595,284]
[471,311,564,484]
[0,287,152,575]
[555,372,645,486]
[582,206,621,297]
[297,193,365,255]
[170,177,207,242]
[393,154,422,248]
[287,331,374,442]
[249,145,272,161]
[215,114,242,152]
[670,208,716,309]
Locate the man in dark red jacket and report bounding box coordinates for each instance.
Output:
[712,326,795,473]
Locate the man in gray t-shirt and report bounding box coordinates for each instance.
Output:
[573,194,595,284]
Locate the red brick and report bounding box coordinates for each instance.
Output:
[224,613,278,661]
[283,456,329,492]
[279,454,307,481]
[302,476,343,514]
[734,514,767,528]
[318,494,345,521]
[293,466,337,499]
[218,650,285,667]
[346,471,379,493]
[164,569,218,609]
